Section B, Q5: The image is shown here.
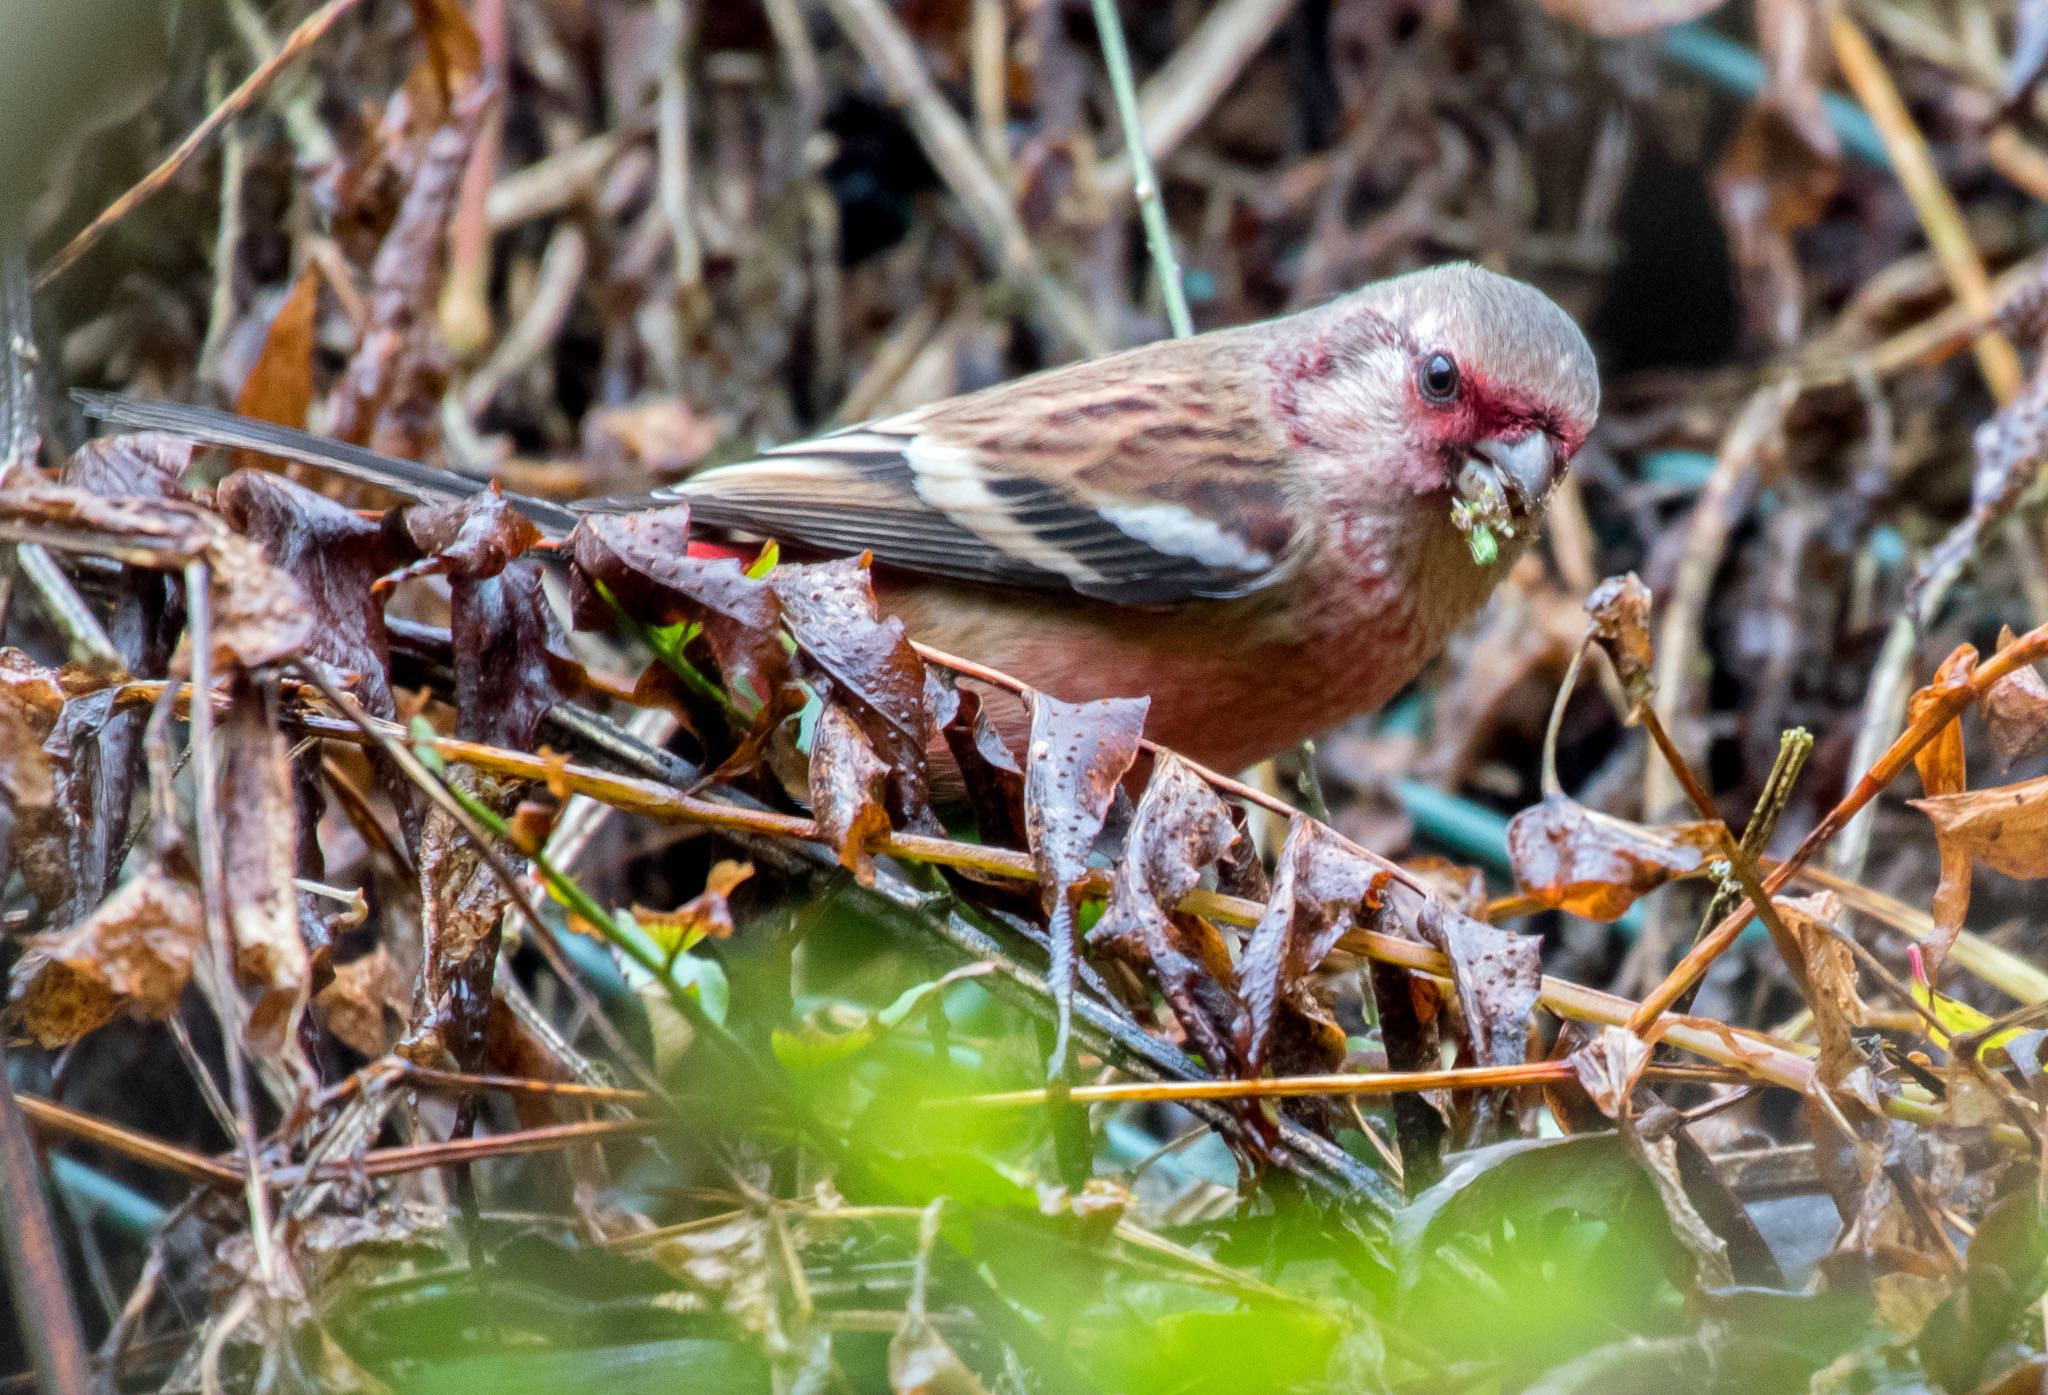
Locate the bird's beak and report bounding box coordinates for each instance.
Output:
[1455,431,1554,520]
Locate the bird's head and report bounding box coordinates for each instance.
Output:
[1268,263,1599,565]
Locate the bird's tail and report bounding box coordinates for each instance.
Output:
[72,391,584,535]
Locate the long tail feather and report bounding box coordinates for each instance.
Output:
[71,391,583,535]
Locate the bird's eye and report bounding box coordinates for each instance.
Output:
[1418,352,1460,402]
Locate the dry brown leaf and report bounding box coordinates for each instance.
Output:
[1566,1024,1651,1117]
[634,861,753,946]
[314,947,410,1057]
[1987,626,2048,771]
[1911,774,2048,881]
[1506,795,1721,921]
[1911,645,1980,971]
[1023,692,1147,1075]
[219,675,308,991]
[1089,752,1243,1077]
[810,701,893,885]
[1584,572,1655,711]
[1776,891,1868,1093]
[1415,902,1542,1075]
[7,864,203,1047]
[1236,816,1387,1077]
[231,267,321,470]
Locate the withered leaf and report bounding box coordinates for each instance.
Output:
[774,557,950,828]
[1089,752,1242,1076]
[1584,572,1656,711]
[1622,1114,1735,1290]
[404,768,518,1071]
[571,508,792,723]
[314,947,409,1058]
[1911,773,2048,882]
[1987,627,2048,771]
[7,864,204,1047]
[1910,644,1980,971]
[216,469,404,705]
[220,676,309,992]
[811,700,892,885]
[1023,693,1147,1075]
[1776,891,1868,1093]
[635,860,753,952]
[1415,901,1541,1074]
[231,267,321,469]
[450,561,586,750]
[389,483,544,589]
[941,688,1026,848]
[1567,1025,1651,1118]
[1506,795,1721,921]
[63,433,193,501]
[1236,816,1387,1076]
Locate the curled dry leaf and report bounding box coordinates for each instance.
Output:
[1236,815,1387,1076]
[1567,1025,1652,1118]
[1584,572,1655,712]
[810,700,893,885]
[450,561,586,750]
[388,483,544,592]
[1506,795,1721,921]
[635,860,753,951]
[1023,692,1147,1075]
[571,507,793,725]
[1089,752,1243,1077]
[941,688,1026,848]
[1986,627,2048,771]
[7,863,203,1048]
[774,556,953,829]
[313,947,410,1058]
[0,651,64,897]
[1775,891,1868,1095]
[219,675,308,991]
[1911,773,2048,882]
[1909,645,1980,973]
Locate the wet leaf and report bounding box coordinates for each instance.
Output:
[449,561,586,749]
[219,675,308,991]
[1236,816,1387,1076]
[572,507,793,724]
[774,557,951,829]
[1415,901,1542,1127]
[1566,1025,1651,1117]
[1089,752,1243,1076]
[403,769,518,1071]
[1507,796,1721,921]
[1022,693,1147,1075]
[1910,774,2048,881]
[810,700,892,884]
[941,687,1026,848]
[216,468,405,709]
[388,483,544,591]
[1986,626,2048,771]
[1584,572,1655,711]
[1620,1115,1733,1289]
[7,863,203,1047]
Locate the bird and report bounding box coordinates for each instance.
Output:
[78,262,1598,774]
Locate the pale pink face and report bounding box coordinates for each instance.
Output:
[1269,263,1600,532]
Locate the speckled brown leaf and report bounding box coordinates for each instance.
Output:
[1089,752,1243,1075]
[1584,572,1656,711]
[1507,795,1721,921]
[572,507,793,725]
[1987,627,2048,771]
[1236,816,1387,1076]
[403,767,519,1072]
[774,557,952,829]
[811,701,892,885]
[1909,645,1978,971]
[1567,1025,1651,1118]
[1023,692,1147,1075]
[389,483,544,590]
[1911,773,2048,882]
[7,864,203,1047]
[220,675,308,991]
[1416,901,1541,1075]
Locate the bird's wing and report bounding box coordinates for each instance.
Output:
[667,333,1303,607]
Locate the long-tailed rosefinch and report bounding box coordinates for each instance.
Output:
[82,262,1598,771]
